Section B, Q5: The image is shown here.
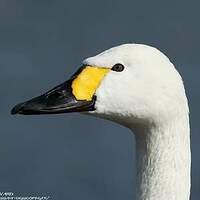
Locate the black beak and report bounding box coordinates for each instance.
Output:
[11,68,96,115]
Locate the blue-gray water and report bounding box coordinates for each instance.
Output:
[0,1,199,199]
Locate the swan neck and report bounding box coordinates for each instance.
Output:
[132,116,191,200]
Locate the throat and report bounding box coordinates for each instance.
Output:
[132,116,191,200]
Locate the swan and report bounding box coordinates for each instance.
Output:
[11,44,191,200]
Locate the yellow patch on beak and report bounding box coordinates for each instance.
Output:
[72,66,110,101]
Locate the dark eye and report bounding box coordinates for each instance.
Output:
[111,63,124,72]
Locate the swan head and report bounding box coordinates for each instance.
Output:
[11,44,188,128]
[83,44,189,127]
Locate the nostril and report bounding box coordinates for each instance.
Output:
[47,90,64,99]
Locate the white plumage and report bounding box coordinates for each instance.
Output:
[84,44,191,200]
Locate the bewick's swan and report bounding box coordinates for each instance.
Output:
[11,44,191,200]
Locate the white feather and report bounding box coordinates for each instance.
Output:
[84,44,191,200]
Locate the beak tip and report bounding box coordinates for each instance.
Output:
[11,103,25,115]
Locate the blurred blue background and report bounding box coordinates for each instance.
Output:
[0,0,199,199]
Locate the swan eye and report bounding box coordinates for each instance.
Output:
[111,63,124,72]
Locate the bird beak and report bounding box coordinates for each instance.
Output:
[11,66,110,115]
